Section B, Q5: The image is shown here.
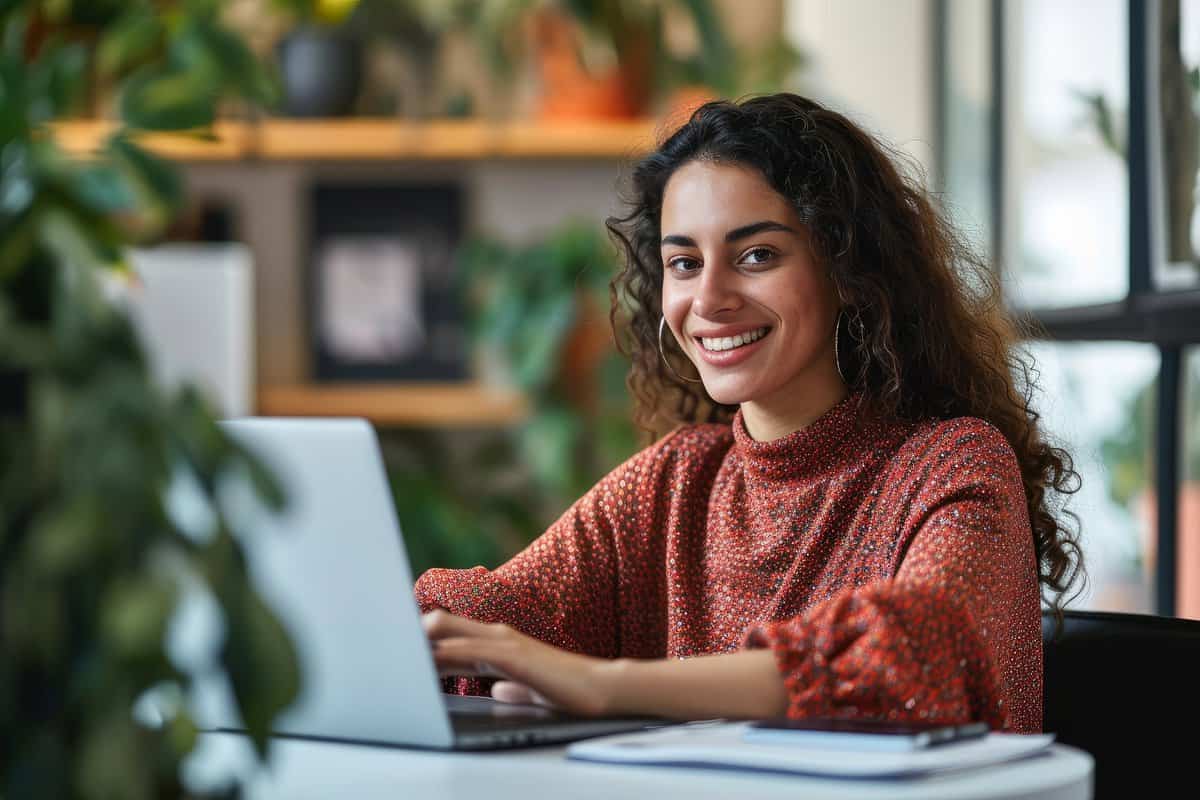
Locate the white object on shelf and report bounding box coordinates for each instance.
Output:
[125,243,255,417]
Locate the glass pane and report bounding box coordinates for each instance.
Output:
[941,0,993,261]
[1004,0,1128,309]
[1181,347,1200,619]
[1024,342,1158,614]
[1151,0,1200,291]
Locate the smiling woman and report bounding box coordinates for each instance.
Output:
[414,94,1085,733]
[658,161,845,440]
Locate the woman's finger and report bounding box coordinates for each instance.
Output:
[431,637,517,679]
[491,681,555,708]
[423,610,515,641]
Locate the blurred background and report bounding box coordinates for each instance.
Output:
[52,0,1200,620]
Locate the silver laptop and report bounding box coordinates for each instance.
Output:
[177,417,664,750]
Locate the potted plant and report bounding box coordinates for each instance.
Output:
[417,0,800,121]
[272,0,366,116]
[2,1,300,796]
[1076,0,1199,268]
[391,222,637,579]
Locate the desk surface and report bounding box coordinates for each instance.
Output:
[188,732,1094,800]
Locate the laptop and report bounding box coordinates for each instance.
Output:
[172,417,665,750]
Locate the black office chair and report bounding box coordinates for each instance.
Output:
[1041,609,1200,799]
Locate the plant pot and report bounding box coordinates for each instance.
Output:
[277,26,363,117]
[531,11,651,121]
[558,293,613,414]
[661,85,720,134]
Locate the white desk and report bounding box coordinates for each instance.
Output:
[188,732,1094,800]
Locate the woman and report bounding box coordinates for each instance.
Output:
[416,93,1083,733]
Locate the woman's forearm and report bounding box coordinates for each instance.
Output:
[598,649,788,720]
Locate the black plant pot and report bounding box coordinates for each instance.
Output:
[277,27,363,117]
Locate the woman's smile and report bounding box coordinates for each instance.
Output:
[692,326,772,366]
[696,326,771,353]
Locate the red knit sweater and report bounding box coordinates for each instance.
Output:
[414,394,1043,732]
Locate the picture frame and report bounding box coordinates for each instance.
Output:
[307,182,466,381]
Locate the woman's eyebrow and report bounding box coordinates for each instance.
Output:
[725,220,798,241]
[660,220,798,248]
[660,234,696,247]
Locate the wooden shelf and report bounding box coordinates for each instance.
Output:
[257,383,529,427]
[52,120,255,160]
[53,118,661,161]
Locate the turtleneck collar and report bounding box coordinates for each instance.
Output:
[732,391,875,482]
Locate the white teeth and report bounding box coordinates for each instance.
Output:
[700,327,768,352]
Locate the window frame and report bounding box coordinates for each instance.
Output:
[935,0,1200,615]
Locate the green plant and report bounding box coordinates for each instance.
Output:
[1075,0,1199,266]
[460,222,637,496]
[1,1,299,797]
[411,0,800,101]
[1098,367,1200,571]
[392,222,638,576]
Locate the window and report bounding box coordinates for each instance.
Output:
[938,0,1200,617]
[1024,342,1159,613]
[1005,0,1128,309]
[1150,0,1200,292]
[938,0,994,260]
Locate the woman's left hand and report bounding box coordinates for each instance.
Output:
[422,609,617,716]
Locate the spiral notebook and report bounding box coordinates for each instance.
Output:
[566,721,1056,779]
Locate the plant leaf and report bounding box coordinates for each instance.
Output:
[214,556,300,756]
[73,164,137,214]
[97,8,165,77]
[119,67,216,132]
[107,134,183,215]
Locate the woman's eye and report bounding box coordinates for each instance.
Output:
[741,247,775,266]
[667,256,700,274]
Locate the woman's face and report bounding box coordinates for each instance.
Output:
[659,160,843,418]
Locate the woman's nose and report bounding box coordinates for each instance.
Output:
[692,264,743,318]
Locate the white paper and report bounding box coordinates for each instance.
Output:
[567,721,1056,779]
[318,237,424,362]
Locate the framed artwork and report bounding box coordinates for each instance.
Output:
[1147,0,1200,290]
[308,182,466,381]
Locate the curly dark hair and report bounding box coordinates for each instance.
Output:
[605,93,1085,617]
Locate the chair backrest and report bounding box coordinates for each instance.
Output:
[1042,609,1200,798]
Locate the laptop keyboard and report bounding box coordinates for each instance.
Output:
[443,694,665,749]
[450,712,564,732]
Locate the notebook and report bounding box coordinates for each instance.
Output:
[567,720,1056,779]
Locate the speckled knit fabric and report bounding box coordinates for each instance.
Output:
[414,393,1043,732]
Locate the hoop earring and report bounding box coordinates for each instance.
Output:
[658,316,702,384]
[834,309,864,386]
[840,309,849,383]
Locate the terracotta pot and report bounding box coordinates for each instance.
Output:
[659,85,720,135]
[558,293,614,414]
[531,11,651,121]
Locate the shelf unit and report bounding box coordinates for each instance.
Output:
[257,383,529,427]
[57,117,645,426]
[53,118,662,161]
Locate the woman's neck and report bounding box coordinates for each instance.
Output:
[739,380,849,441]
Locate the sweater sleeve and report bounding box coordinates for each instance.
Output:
[744,420,1042,732]
[413,434,679,695]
